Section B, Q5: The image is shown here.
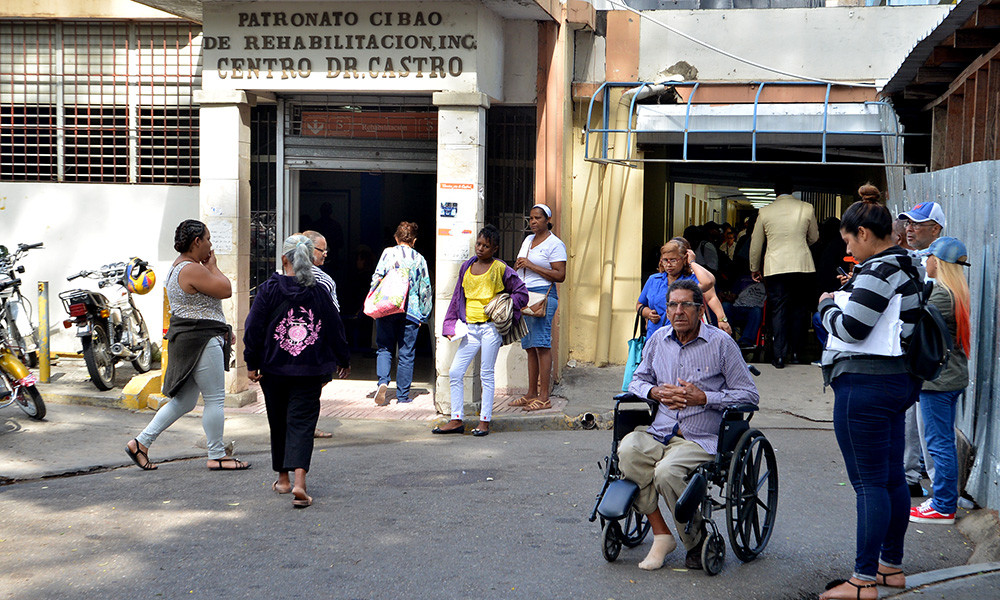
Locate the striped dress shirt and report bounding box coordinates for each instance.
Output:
[628,323,759,455]
[312,265,340,311]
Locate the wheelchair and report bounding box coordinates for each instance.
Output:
[589,374,778,575]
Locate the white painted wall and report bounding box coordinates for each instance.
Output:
[638,6,952,83]
[476,4,506,100]
[0,183,199,354]
[502,19,539,104]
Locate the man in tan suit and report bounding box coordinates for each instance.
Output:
[749,182,819,368]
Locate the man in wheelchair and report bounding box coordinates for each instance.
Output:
[619,279,759,570]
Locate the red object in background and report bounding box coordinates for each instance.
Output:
[301,112,437,140]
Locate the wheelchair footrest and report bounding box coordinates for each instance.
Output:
[597,479,640,520]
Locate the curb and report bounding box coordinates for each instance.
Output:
[887,561,1000,598]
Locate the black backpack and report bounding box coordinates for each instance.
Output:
[902,268,953,381]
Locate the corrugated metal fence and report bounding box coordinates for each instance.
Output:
[899,161,1000,513]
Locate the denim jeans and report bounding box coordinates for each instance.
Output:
[448,322,501,421]
[375,313,420,402]
[722,302,763,346]
[812,312,828,348]
[138,336,227,460]
[831,371,920,580]
[919,389,962,514]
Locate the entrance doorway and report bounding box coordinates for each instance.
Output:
[297,170,437,396]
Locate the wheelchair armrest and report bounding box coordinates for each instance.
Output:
[613,392,645,402]
[724,403,759,414]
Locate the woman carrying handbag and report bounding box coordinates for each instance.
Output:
[512,204,567,412]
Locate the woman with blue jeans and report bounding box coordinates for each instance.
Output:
[818,185,924,600]
[436,225,527,436]
[511,204,567,413]
[370,222,433,406]
[910,237,971,525]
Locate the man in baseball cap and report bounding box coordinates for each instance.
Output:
[898,202,945,251]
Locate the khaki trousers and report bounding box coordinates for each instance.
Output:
[618,430,714,550]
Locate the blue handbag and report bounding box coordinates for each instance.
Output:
[621,308,647,392]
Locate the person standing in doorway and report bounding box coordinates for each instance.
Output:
[125,219,250,472]
[370,222,433,406]
[302,230,343,439]
[910,237,971,525]
[512,204,567,413]
[750,181,820,368]
[897,201,945,498]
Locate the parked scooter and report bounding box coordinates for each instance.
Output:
[0,277,45,420]
[60,258,156,390]
[0,242,44,368]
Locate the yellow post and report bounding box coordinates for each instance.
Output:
[37,281,50,383]
[160,287,169,392]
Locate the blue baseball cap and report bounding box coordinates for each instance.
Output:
[928,236,970,266]
[898,202,946,228]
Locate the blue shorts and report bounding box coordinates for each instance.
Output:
[521,285,558,349]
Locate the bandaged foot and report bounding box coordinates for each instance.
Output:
[638,533,677,570]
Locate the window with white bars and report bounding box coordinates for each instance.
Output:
[0,20,202,184]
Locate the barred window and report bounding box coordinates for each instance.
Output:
[0,20,201,184]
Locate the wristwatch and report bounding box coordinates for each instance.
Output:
[720,317,729,323]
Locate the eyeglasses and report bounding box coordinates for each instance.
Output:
[666,301,702,311]
[903,221,934,230]
[661,257,683,264]
[315,247,328,256]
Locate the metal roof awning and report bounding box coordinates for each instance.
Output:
[584,81,916,168]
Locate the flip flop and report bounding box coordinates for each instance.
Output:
[125,439,157,470]
[292,487,313,508]
[208,458,251,471]
[313,429,333,438]
[272,481,292,494]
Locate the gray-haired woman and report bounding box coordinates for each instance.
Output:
[244,234,351,508]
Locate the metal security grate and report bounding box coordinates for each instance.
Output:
[0,20,201,184]
[486,106,536,264]
[250,104,278,298]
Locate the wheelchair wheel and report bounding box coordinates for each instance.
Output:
[726,429,778,562]
[602,521,623,562]
[621,507,651,548]
[701,530,726,576]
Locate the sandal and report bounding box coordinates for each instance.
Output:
[208,458,251,471]
[876,570,905,588]
[509,395,535,407]
[272,481,292,494]
[523,398,552,412]
[821,579,877,600]
[292,487,313,508]
[125,439,157,470]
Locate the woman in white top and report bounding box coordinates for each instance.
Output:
[512,204,567,412]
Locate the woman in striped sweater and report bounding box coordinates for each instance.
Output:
[817,185,925,600]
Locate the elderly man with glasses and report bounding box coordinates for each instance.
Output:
[618,278,759,572]
[301,230,344,439]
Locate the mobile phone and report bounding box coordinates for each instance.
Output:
[837,267,849,277]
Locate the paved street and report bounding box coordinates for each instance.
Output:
[0,409,973,600]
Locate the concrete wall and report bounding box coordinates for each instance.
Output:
[0,182,199,354]
[638,6,952,83]
[0,0,181,19]
[502,20,539,104]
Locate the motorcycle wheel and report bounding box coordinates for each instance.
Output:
[16,384,46,420]
[130,314,152,373]
[82,325,116,390]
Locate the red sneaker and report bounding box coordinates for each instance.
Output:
[909,499,955,524]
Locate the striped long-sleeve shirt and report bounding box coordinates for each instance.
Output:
[819,246,925,380]
[628,323,759,455]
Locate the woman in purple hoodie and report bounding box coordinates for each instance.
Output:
[435,225,527,437]
[244,234,350,508]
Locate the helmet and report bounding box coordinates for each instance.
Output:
[125,258,156,295]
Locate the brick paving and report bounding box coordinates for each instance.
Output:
[229,380,567,422]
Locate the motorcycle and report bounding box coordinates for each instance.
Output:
[0,277,45,420]
[0,242,44,368]
[60,258,156,391]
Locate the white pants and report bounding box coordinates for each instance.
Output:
[449,322,501,422]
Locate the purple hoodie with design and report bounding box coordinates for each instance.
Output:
[442,257,528,336]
